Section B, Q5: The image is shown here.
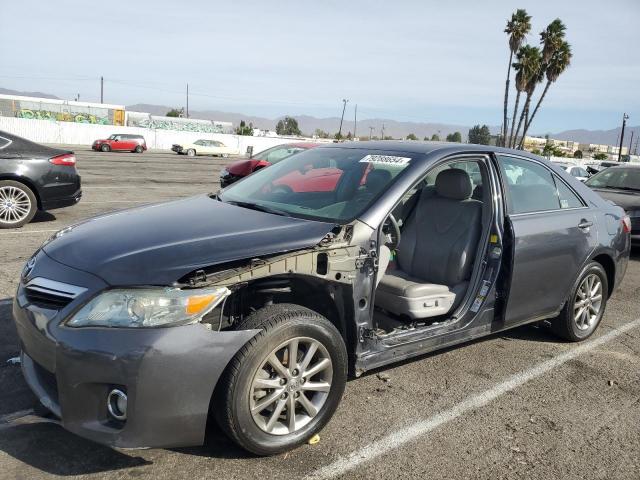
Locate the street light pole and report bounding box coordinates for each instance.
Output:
[353,103,357,139]
[100,76,104,103]
[369,126,374,140]
[338,99,348,139]
[186,83,189,119]
[618,113,629,162]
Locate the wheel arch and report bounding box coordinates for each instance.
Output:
[590,252,615,297]
[0,174,42,209]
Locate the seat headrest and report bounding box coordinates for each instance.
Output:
[435,168,472,200]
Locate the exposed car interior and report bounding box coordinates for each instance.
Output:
[373,159,492,333]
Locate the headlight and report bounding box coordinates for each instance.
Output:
[220,169,229,177]
[66,287,230,328]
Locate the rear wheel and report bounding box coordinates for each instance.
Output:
[0,181,37,229]
[100,144,110,152]
[215,304,347,455]
[550,262,608,341]
[134,145,143,153]
[187,149,196,157]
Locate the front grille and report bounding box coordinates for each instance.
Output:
[631,217,640,233]
[24,278,87,310]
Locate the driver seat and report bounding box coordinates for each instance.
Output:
[375,169,482,319]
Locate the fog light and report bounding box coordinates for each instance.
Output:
[107,389,128,421]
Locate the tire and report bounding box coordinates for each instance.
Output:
[550,261,608,342]
[222,153,229,158]
[100,144,110,152]
[215,303,347,455]
[187,149,196,157]
[134,145,143,153]
[0,180,38,229]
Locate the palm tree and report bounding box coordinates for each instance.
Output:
[540,19,566,63]
[519,41,572,147]
[513,48,544,148]
[502,9,531,146]
[508,45,541,148]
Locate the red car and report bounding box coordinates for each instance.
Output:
[219,142,319,187]
[92,134,147,153]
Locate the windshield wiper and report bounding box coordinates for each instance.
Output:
[612,186,640,192]
[227,200,291,217]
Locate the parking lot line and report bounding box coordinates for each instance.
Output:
[308,318,640,480]
[0,229,58,235]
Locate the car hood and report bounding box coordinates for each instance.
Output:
[226,158,264,176]
[43,195,335,286]
[590,187,640,211]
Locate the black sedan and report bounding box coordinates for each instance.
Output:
[586,164,640,244]
[0,130,81,228]
[14,142,630,455]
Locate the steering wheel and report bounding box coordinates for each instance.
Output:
[382,213,401,250]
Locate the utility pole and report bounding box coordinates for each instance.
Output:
[338,99,348,139]
[353,104,357,139]
[186,83,189,118]
[369,126,374,140]
[618,113,629,161]
[381,123,385,140]
[100,76,104,103]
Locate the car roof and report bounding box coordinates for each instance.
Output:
[315,140,546,161]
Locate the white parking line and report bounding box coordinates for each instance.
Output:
[308,318,640,480]
[0,229,57,235]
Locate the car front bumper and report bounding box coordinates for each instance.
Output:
[219,171,243,188]
[13,251,258,449]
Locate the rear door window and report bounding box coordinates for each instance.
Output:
[497,155,561,214]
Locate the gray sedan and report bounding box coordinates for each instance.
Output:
[14,141,630,455]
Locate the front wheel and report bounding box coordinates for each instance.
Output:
[187,149,196,157]
[0,181,38,228]
[215,304,347,455]
[100,144,110,152]
[134,145,143,153]
[550,262,608,341]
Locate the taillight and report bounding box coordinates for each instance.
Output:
[622,215,632,234]
[49,154,76,166]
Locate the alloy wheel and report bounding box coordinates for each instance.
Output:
[573,273,603,331]
[0,186,32,224]
[250,336,333,435]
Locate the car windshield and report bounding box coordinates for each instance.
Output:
[254,144,307,164]
[220,147,413,222]
[586,168,640,190]
[108,134,117,140]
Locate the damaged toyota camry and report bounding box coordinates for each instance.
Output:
[14,141,630,455]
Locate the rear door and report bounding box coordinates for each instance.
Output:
[496,154,597,325]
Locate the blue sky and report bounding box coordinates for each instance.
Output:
[2,0,639,132]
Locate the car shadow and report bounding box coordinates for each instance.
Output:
[0,423,152,475]
[30,211,57,224]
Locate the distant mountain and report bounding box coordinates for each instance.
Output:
[550,126,640,150]
[126,103,488,139]
[2,87,635,147]
[0,87,60,100]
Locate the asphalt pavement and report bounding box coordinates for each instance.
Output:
[0,147,639,480]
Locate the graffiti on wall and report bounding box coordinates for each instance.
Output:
[127,113,229,133]
[16,109,110,124]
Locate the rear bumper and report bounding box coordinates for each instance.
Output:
[41,187,82,211]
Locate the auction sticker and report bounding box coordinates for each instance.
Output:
[359,154,411,165]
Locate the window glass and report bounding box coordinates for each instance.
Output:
[586,168,640,191]
[194,140,205,146]
[498,155,561,214]
[265,146,306,164]
[220,148,412,222]
[555,178,584,208]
